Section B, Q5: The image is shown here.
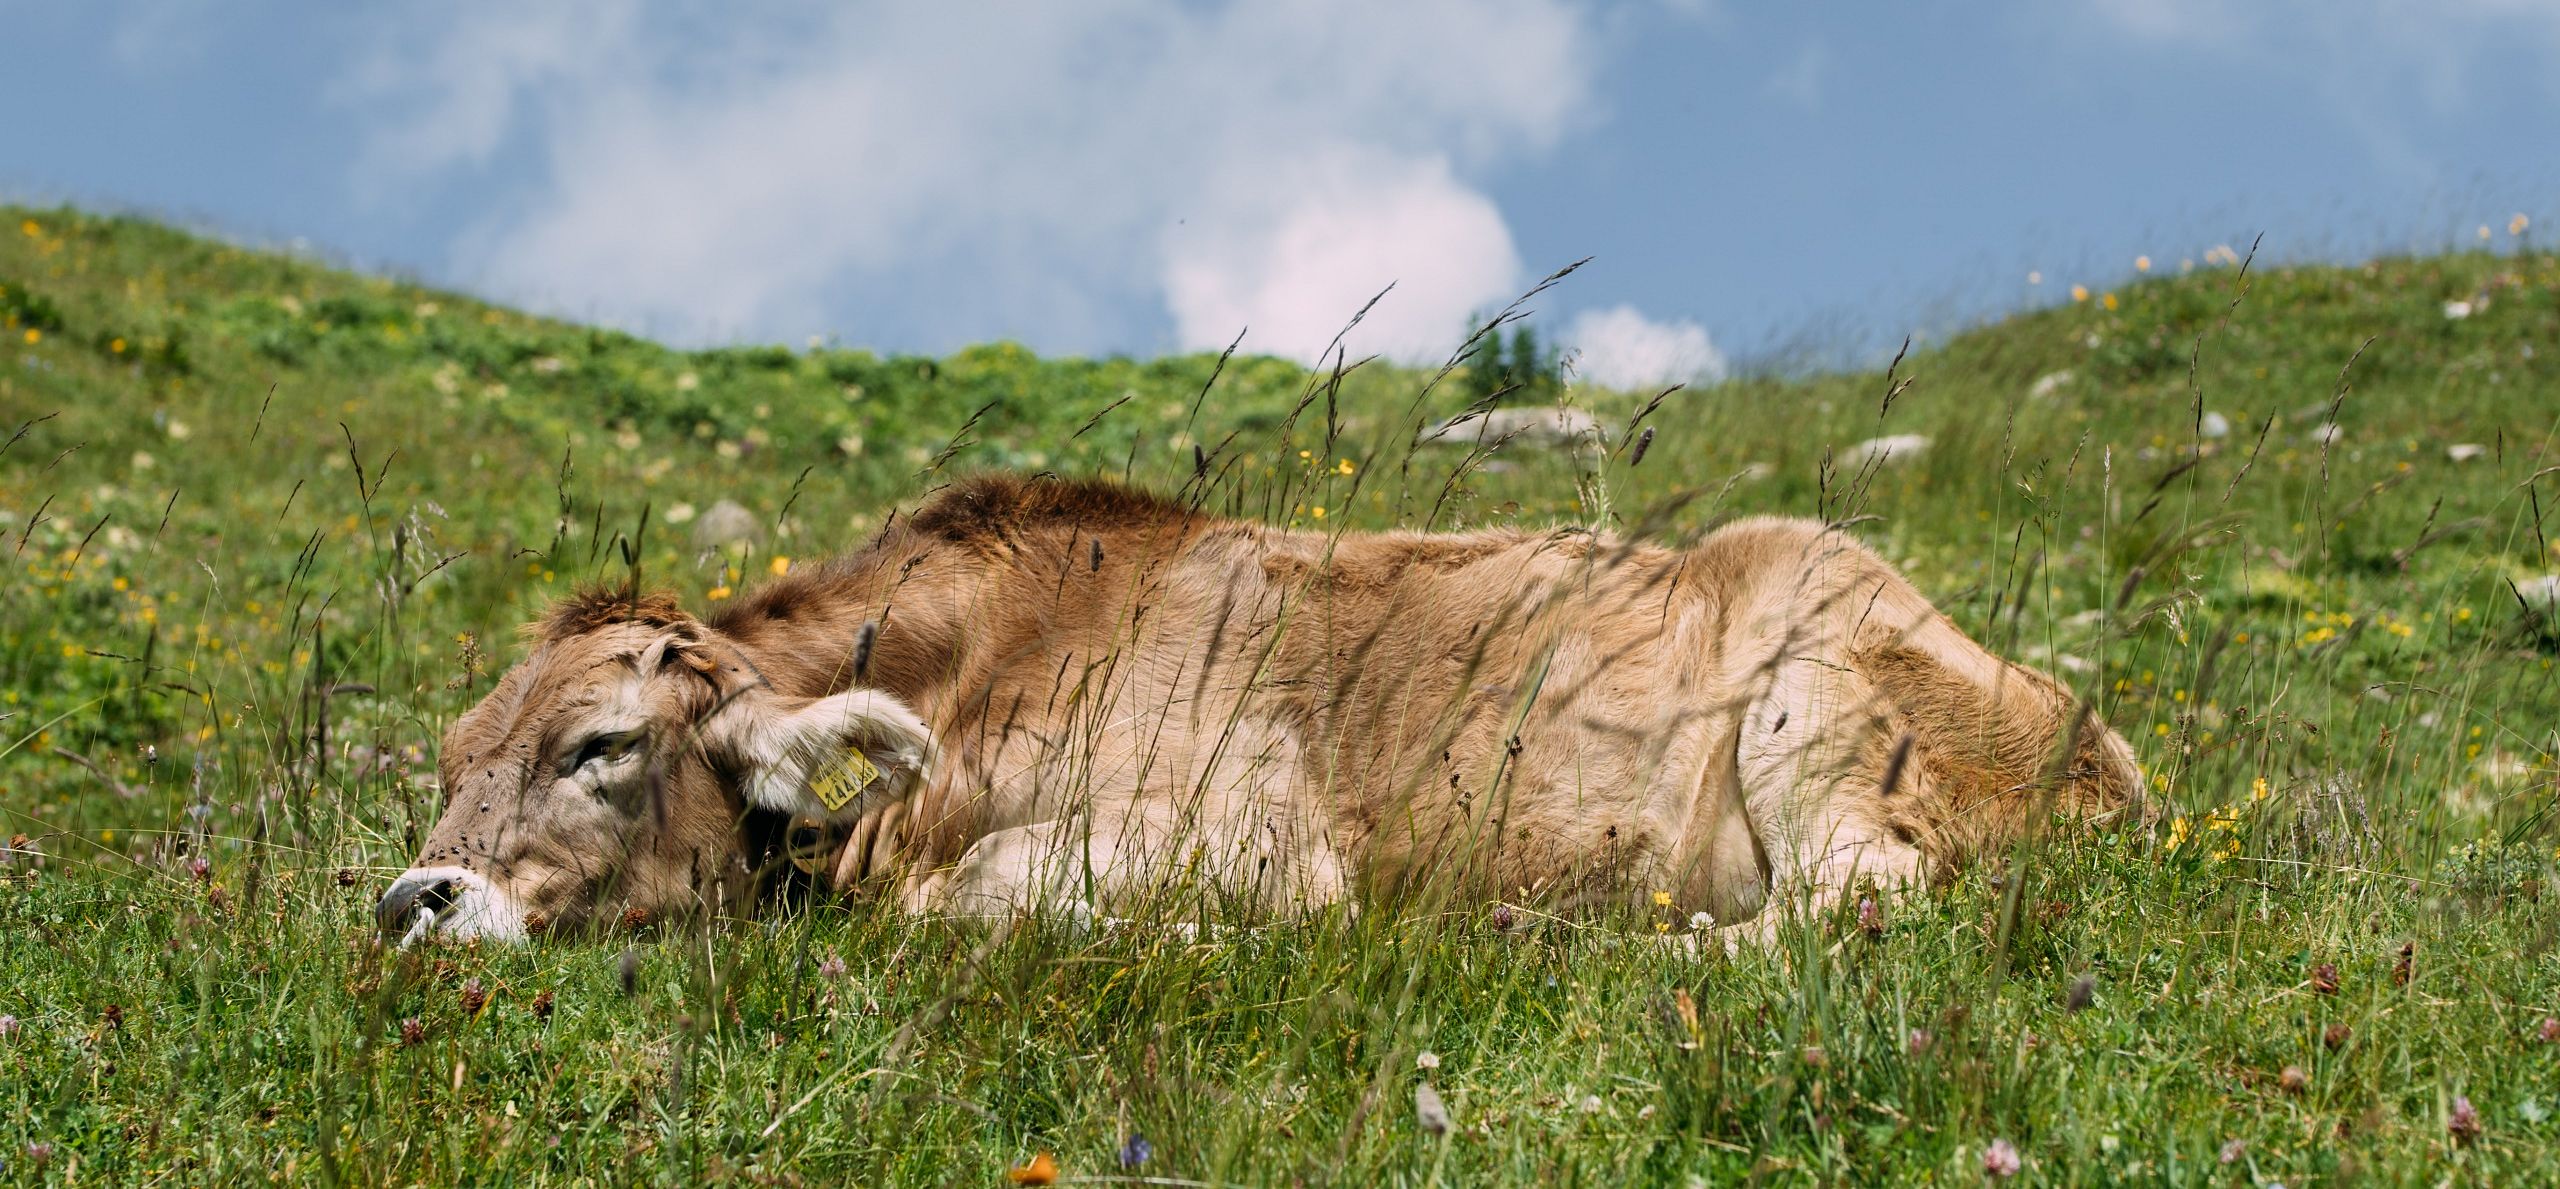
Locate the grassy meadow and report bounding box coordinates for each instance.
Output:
[2,206,2558,1184]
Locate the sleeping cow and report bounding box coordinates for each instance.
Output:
[378,473,2143,944]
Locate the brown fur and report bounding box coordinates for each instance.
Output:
[391,472,2144,939]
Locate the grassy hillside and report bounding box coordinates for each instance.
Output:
[2,204,2557,1184]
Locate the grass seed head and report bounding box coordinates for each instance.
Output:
[1415,1081,1451,1135]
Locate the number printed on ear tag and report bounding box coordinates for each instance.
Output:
[807,749,881,813]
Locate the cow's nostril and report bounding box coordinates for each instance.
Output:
[376,871,466,933]
[419,879,460,915]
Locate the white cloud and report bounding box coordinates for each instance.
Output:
[344,1,1595,359]
[1564,305,1727,391]
[1163,149,1522,365]
[1764,41,1829,110]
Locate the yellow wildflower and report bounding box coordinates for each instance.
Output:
[1652,890,1673,907]
[2102,293,2119,311]
[2071,284,2089,303]
[769,556,791,576]
[2251,776,2269,802]
[707,585,733,601]
[2135,255,2151,272]
[2165,816,2191,854]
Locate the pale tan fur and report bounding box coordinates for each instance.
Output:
[384,474,2143,941]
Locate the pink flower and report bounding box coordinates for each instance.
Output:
[1982,1138,2021,1178]
[2448,1096,2482,1145]
[816,954,848,980]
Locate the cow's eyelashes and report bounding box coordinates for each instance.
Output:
[569,730,645,775]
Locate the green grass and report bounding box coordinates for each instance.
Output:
[3,204,2558,1184]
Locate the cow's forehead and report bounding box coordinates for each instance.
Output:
[446,624,671,756]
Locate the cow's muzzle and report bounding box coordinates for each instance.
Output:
[375,865,528,944]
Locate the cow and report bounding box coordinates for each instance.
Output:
[376,473,2144,945]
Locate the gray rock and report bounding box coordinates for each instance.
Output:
[1420,406,1605,449]
[690,499,763,551]
[1845,433,1929,467]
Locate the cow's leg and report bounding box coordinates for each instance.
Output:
[900,818,1143,920]
[830,799,909,892]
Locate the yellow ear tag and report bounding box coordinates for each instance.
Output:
[807,749,881,813]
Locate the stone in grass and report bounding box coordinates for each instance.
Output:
[690,499,762,550]
[1419,406,1606,449]
[1845,434,1929,468]
[2515,575,2560,619]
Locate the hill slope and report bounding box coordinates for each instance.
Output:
[3,206,2558,1183]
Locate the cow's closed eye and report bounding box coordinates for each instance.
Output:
[568,730,645,775]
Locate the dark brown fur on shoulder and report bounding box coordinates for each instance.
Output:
[533,587,695,642]
[906,473,1193,551]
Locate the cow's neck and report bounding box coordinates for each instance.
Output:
[710,527,989,728]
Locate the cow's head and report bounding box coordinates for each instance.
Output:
[376,590,932,943]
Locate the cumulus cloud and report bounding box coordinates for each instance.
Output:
[1564,305,1728,391]
[1163,149,1522,365]
[344,1,1594,361]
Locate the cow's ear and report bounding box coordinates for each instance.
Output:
[699,686,934,822]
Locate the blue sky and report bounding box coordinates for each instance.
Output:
[4,2,2556,382]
